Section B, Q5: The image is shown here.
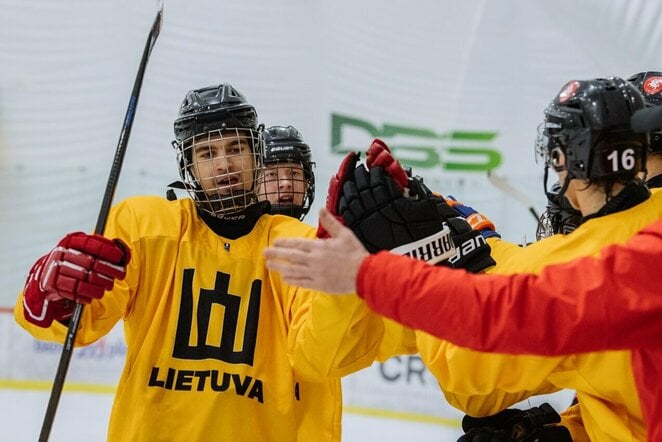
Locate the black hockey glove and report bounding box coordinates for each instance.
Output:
[458,403,572,442]
[362,138,495,273]
[442,214,496,274]
[338,164,455,264]
[419,186,495,273]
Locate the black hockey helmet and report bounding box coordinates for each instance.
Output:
[173,83,259,142]
[259,125,316,220]
[627,71,662,152]
[536,77,648,181]
[171,83,264,218]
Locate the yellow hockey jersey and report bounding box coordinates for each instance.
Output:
[15,195,385,442]
[415,189,662,441]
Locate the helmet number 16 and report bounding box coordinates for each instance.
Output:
[607,148,636,172]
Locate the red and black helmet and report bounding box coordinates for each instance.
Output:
[628,71,662,152]
[536,77,648,181]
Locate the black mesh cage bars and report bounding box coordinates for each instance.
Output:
[257,125,316,220]
[172,83,265,217]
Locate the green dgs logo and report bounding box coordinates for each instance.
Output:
[331,113,502,171]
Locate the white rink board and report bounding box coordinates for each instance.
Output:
[1,311,574,429]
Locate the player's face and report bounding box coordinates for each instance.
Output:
[190,131,256,196]
[257,163,306,207]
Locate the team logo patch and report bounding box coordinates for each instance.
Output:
[643,76,662,96]
[558,80,580,103]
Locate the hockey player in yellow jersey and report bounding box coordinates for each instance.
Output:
[265,77,662,440]
[255,126,419,361]
[407,77,662,441]
[396,75,662,440]
[629,71,662,191]
[457,72,662,440]
[14,83,385,441]
[449,72,662,440]
[256,125,316,221]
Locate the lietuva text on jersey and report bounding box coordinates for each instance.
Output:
[14,195,386,442]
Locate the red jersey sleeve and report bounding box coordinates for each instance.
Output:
[356,220,662,355]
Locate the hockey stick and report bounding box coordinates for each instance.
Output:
[38,4,163,441]
[486,171,540,222]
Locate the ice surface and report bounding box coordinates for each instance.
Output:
[0,389,463,441]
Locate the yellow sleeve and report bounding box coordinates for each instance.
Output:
[414,236,569,416]
[287,287,385,380]
[485,237,524,270]
[375,319,418,362]
[263,217,386,381]
[415,330,563,416]
[14,285,129,347]
[560,403,591,442]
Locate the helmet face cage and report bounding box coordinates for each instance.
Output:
[536,78,647,182]
[176,128,264,218]
[535,182,582,240]
[257,126,316,220]
[172,83,265,218]
[257,161,314,220]
[628,71,662,153]
[535,116,584,171]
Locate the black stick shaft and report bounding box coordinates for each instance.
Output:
[487,171,540,222]
[38,8,162,441]
[528,206,540,222]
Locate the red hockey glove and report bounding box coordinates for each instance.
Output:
[22,232,131,327]
[365,138,408,191]
[445,195,501,239]
[317,151,360,238]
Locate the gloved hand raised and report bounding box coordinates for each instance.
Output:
[317,151,360,239]
[22,232,131,327]
[364,138,409,190]
[363,139,495,273]
[338,163,455,264]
